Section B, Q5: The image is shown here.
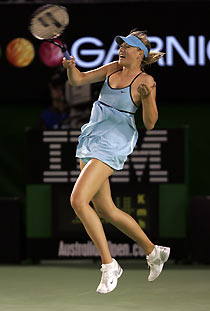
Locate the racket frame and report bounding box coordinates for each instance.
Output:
[29,4,71,59]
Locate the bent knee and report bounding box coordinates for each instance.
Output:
[95,204,117,222]
[95,208,106,219]
[70,192,87,214]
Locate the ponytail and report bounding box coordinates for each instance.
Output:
[141,51,165,70]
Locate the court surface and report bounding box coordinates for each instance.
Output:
[0,260,209,311]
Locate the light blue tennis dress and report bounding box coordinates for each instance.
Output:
[76,71,142,170]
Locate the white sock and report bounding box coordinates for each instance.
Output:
[102,259,114,269]
[148,246,157,260]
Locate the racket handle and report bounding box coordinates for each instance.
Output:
[63,50,71,60]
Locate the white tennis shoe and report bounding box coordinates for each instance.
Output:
[96,258,123,294]
[146,245,170,281]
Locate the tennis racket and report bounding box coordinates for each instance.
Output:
[29,4,71,59]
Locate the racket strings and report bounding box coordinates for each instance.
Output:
[30,5,69,40]
[46,12,62,28]
[29,4,70,59]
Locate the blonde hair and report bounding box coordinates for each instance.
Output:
[130,29,165,70]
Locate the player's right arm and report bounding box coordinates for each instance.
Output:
[63,57,122,86]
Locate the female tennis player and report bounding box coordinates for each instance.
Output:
[63,29,170,294]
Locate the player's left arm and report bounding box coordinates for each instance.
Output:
[137,75,158,130]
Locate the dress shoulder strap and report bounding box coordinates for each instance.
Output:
[130,71,143,86]
[107,69,122,79]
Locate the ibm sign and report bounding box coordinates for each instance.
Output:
[26,128,185,184]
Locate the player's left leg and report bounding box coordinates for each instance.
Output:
[71,158,114,265]
[92,178,170,281]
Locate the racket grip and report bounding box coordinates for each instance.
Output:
[63,50,71,60]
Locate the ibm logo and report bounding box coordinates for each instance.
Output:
[41,130,168,184]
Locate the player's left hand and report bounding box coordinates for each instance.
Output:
[137,82,156,98]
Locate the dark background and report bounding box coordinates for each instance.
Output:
[0,2,209,104]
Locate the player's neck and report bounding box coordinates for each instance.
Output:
[122,65,141,77]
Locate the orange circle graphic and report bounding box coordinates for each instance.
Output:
[6,38,35,67]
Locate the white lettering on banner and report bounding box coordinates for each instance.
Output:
[71,37,105,68]
[58,240,100,257]
[108,241,132,257]
[58,240,145,257]
[132,243,145,257]
[166,36,196,66]
[198,36,205,66]
[70,35,210,68]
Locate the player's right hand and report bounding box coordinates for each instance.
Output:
[62,56,76,69]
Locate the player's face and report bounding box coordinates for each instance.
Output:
[118,42,141,65]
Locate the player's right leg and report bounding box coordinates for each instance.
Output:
[79,159,123,294]
[71,158,114,265]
